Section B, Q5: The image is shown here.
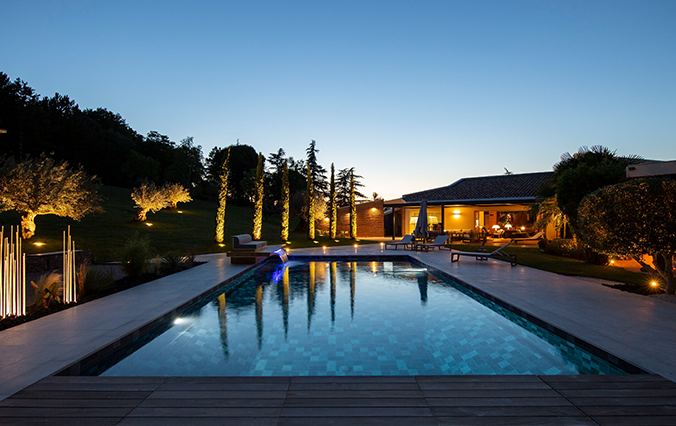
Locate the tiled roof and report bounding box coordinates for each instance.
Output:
[402,172,553,202]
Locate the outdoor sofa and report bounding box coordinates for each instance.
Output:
[227,234,268,264]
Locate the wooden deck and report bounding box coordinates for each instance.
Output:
[1,375,675,425]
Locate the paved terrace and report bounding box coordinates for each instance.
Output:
[0,244,675,424]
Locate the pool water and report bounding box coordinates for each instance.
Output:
[101,261,627,376]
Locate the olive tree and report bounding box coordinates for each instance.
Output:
[577,178,676,294]
[0,155,102,239]
[131,181,168,222]
[163,183,192,209]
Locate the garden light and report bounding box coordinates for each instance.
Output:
[145,223,153,227]
[218,243,225,247]
[651,281,658,287]
[177,211,183,214]
[33,242,44,246]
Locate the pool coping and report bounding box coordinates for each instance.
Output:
[55,254,647,377]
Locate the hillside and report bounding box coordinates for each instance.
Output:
[0,186,348,262]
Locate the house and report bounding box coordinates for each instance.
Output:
[626,160,676,180]
[384,171,554,239]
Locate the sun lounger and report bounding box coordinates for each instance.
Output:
[385,234,413,250]
[511,231,544,244]
[415,235,451,252]
[451,242,517,266]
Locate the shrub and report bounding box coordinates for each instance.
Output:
[78,268,114,297]
[120,233,153,278]
[31,271,62,308]
[160,252,191,274]
[543,239,584,259]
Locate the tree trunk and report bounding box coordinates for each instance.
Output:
[135,209,148,222]
[21,212,37,239]
[663,254,675,295]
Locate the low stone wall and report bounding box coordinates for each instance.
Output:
[25,250,93,274]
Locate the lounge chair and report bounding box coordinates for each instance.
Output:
[511,231,544,244]
[415,235,451,252]
[385,234,414,250]
[451,242,517,266]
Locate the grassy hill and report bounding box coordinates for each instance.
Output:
[0,186,360,262]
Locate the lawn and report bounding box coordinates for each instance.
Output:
[0,186,366,262]
[452,243,650,287]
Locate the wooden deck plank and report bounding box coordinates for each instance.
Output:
[24,382,162,391]
[558,388,676,398]
[425,397,574,407]
[430,406,586,417]
[157,383,289,391]
[0,418,123,426]
[138,398,285,408]
[568,397,676,406]
[0,398,141,408]
[434,417,597,426]
[286,390,423,399]
[117,419,277,426]
[591,416,676,426]
[421,389,562,398]
[279,407,433,417]
[276,418,438,426]
[0,407,135,417]
[8,390,152,399]
[147,390,287,399]
[288,383,419,391]
[128,407,282,417]
[3,374,675,424]
[580,405,676,416]
[283,398,429,407]
[416,381,551,390]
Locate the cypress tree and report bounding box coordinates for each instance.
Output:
[307,162,315,240]
[281,159,290,241]
[215,147,231,243]
[329,163,337,239]
[350,168,357,239]
[252,153,264,240]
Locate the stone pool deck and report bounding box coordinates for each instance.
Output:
[1,244,675,424]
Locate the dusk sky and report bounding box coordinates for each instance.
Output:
[2,1,674,199]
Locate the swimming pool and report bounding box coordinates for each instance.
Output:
[98,260,627,376]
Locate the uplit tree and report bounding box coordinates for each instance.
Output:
[329,163,337,239]
[132,181,168,222]
[578,178,676,294]
[552,146,640,235]
[281,159,290,241]
[252,153,264,240]
[163,183,192,209]
[0,155,102,239]
[307,163,315,240]
[214,147,231,243]
[349,169,357,239]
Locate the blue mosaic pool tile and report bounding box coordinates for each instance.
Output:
[101,261,628,377]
